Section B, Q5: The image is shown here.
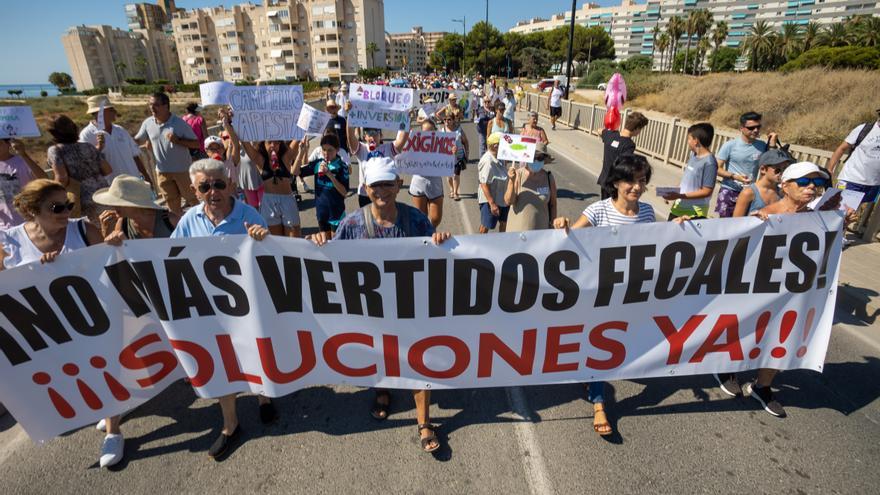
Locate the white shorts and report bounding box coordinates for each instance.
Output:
[259,192,301,228]
[408,175,444,200]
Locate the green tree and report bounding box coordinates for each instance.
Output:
[619,54,653,73]
[366,42,380,68]
[709,46,739,72]
[464,21,504,75]
[114,61,127,83]
[802,21,821,52]
[430,33,465,73]
[777,24,803,63]
[672,48,700,74]
[682,10,697,74]
[48,72,74,89]
[543,25,614,69]
[820,23,851,47]
[710,21,728,72]
[655,33,670,72]
[651,24,661,59]
[518,47,552,78]
[743,21,777,71]
[134,54,147,78]
[692,9,714,75]
[666,16,684,73]
[781,45,880,71]
[852,16,880,47]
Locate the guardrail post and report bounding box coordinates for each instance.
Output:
[662,117,679,166]
[589,104,596,134]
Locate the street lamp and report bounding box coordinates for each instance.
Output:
[452,17,465,73]
[564,0,576,99]
[484,0,489,77]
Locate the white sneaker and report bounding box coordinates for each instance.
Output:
[95,418,106,431]
[99,434,124,468]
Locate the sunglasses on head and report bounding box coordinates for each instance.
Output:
[48,201,74,214]
[369,181,397,189]
[744,124,762,131]
[197,179,227,193]
[790,177,826,188]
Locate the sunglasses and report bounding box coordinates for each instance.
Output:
[790,177,826,188]
[48,201,74,214]
[743,125,762,131]
[197,179,227,193]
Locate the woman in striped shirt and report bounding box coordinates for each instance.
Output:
[552,154,655,436]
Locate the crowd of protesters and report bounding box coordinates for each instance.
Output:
[0,72,876,466]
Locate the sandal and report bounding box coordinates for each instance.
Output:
[593,405,612,436]
[418,423,441,453]
[370,390,391,420]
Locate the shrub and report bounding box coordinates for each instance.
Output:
[83,86,109,96]
[709,47,740,73]
[125,77,147,85]
[577,59,618,88]
[781,46,880,72]
[40,90,48,97]
[619,55,653,73]
[357,67,384,80]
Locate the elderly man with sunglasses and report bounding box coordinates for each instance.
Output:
[715,111,779,218]
[170,158,274,460]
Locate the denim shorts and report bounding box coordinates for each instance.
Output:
[480,202,510,229]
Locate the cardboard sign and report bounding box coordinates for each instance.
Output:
[0,106,40,138]
[498,133,537,163]
[297,103,332,136]
[228,85,304,142]
[200,81,235,106]
[349,84,414,112]
[347,102,410,131]
[394,131,456,176]
[416,89,474,119]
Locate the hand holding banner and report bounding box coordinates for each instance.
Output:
[498,133,537,163]
[229,85,304,142]
[0,106,40,138]
[297,103,332,136]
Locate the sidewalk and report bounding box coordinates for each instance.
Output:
[524,110,880,324]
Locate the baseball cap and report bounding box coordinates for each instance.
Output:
[781,162,830,182]
[758,149,793,167]
[363,157,399,185]
[204,135,223,148]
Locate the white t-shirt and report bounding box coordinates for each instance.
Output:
[550,87,564,108]
[309,146,351,165]
[839,121,880,186]
[79,122,141,180]
[354,142,396,196]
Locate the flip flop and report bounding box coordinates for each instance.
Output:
[370,391,391,420]
[418,423,441,453]
[593,409,612,436]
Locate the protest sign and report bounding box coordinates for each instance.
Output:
[0,212,843,442]
[0,106,40,138]
[498,133,537,163]
[199,81,235,106]
[228,85,304,142]
[655,187,680,197]
[840,189,865,211]
[416,89,474,119]
[347,102,410,131]
[297,103,332,136]
[394,131,456,176]
[349,84,414,112]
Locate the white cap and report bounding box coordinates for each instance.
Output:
[363,157,398,186]
[204,135,223,148]
[781,161,829,182]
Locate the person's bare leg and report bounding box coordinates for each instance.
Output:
[413,389,438,450]
[428,197,443,228]
[453,175,461,198]
[755,368,779,388]
[447,177,455,197]
[499,221,507,233]
[412,196,428,216]
[218,394,238,435]
[105,415,121,435]
[479,225,489,234]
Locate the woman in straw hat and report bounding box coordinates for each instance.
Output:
[89,174,178,468]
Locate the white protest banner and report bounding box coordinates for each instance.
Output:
[0,213,843,442]
[840,189,865,211]
[498,133,537,163]
[349,84,414,112]
[0,106,40,138]
[394,131,456,176]
[416,89,474,119]
[347,102,410,131]
[199,81,235,106]
[297,103,332,136]
[229,85,304,142]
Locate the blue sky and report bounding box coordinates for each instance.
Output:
[0,0,619,85]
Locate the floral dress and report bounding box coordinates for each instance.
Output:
[47,142,109,222]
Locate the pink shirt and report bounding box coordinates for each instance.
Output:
[182,114,206,152]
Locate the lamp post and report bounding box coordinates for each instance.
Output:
[484,0,489,76]
[564,0,576,99]
[452,17,466,73]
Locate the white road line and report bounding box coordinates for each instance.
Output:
[506,388,555,495]
[451,175,554,495]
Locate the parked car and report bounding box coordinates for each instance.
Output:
[597,83,607,90]
[532,78,569,92]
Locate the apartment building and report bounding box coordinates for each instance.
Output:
[385,26,448,72]
[125,0,182,32]
[171,0,386,83]
[62,25,181,90]
[510,0,880,70]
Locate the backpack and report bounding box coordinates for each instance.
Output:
[848,121,878,159]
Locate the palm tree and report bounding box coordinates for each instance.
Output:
[820,23,851,47]
[683,10,697,74]
[656,33,670,72]
[778,24,803,63]
[697,38,711,76]
[651,24,661,59]
[853,16,880,47]
[692,9,714,75]
[114,61,127,83]
[743,20,775,71]
[666,16,684,74]
[802,21,821,52]
[710,21,728,72]
[366,42,379,68]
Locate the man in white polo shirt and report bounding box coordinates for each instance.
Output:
[79,95,149,181]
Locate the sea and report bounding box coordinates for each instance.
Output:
[0,84,62,98]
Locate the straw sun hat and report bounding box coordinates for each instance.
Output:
[92,175,163,210]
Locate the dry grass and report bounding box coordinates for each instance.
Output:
[628,69,880,151]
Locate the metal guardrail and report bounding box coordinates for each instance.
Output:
[525,92,879,242]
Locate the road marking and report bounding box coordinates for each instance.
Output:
[506,388,555,495]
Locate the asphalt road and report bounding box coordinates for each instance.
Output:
[1,115,879,494]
